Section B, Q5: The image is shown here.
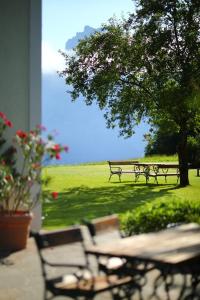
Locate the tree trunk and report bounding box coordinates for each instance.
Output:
[177,128,189,187]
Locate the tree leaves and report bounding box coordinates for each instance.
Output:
[60,0,200,138]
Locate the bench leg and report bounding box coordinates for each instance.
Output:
[118,173,121,182]
[109,173,122,182]
[135,173,139,182]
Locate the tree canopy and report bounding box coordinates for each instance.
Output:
[60,0,200,186]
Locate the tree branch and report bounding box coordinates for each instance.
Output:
[172,1,182,62]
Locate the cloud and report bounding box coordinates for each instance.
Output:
[42,42,65,74]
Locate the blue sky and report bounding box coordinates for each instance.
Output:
[42,0,135,73]
[42,0,134,50]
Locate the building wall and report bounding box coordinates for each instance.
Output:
[0,0,42,230]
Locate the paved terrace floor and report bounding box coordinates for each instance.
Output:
[0,227,198,300]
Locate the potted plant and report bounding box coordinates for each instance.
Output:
[0,112,68,251]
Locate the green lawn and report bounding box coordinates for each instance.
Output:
[42,155,200,229]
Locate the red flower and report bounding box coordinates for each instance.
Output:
[16,130,28,139]
[5,175,12,181]
[4,119,13,128]
[52,144,60,152]
[55,153,61,160]
[52,191,58,199]
[0,112,6,120]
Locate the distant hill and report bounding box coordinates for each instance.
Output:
[65,25,97,49]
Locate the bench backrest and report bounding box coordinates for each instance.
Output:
[108,160,138,166]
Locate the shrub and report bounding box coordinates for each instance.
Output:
[121,199,200,236]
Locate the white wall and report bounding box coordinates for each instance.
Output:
[0,0,42,230]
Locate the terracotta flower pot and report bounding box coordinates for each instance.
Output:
[0,211,33,251]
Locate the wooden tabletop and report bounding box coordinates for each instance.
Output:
[86,223,200,266]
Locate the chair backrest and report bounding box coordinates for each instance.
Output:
[34,227,83,249]
[33,226,88,281]
[92,214,120,234]
[83,215,122,244]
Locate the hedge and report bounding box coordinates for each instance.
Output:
[121,199,200,236]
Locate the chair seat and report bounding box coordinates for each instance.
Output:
[52,269,92,287]
[51,274,135,293]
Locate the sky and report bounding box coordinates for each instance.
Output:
[42,0,134,49]
[42,0,135,73]
[42,0,148,164]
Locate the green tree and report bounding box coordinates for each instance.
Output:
[60,0,200,186]
[144,127,179,156]
[144,125,200,168]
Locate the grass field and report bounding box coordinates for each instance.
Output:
[42,155,200,229]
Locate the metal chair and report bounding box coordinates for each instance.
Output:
[83,215,153,284]
[33,226,139,300]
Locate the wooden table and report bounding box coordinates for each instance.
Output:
[86,223,200,298]
[86,223,200,266]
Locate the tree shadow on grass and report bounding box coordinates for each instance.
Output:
[43,182,180,228]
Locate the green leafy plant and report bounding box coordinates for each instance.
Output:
[121,199,200,236]
[0,112,68,215]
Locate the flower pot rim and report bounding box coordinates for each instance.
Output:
[0,210,33,217]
